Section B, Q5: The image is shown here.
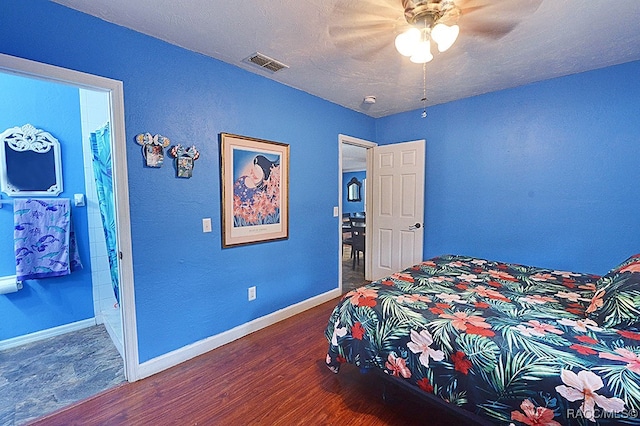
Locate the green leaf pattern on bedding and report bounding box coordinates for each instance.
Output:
[325,254,640,425]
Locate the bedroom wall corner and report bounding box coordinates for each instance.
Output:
[375,60,640,274]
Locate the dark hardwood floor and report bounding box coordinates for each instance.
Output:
[30,295,466,426]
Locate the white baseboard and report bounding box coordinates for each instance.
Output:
[103,315,124,360]
[0,318,97,351]
[136,288,341,380]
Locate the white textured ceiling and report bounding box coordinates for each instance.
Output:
[342,143,368,172]
[53,0,640,119]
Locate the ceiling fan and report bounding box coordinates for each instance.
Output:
[329,0,542,63]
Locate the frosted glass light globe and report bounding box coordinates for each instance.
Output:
[431,23,459,52]
[410,40,433,63]
[395,28,421,57]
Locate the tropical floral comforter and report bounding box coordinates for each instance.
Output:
[325,255,640,425]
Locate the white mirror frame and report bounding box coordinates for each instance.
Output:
[0,123,63,196]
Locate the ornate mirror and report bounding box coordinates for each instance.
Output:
[346,177,362,202]
[0,124,63,196]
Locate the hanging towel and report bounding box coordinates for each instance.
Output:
[14,198,83,280]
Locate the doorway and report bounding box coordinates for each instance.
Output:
[0,69,122,351]
[0,52,137,417]
[339,135,375,293]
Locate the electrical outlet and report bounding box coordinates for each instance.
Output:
[248,286,257,301]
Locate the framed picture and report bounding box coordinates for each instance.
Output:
[177,156,193,178]
[170,144,200,178]
[145,144,164,168]
[220,133,289,247]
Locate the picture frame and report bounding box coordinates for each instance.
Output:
[177,156,193,178]
[220,133,289,247]
[169,144,200,178]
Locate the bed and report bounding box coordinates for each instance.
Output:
[325,254,640,425]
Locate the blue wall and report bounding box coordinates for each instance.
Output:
[342,171,366,215]
[0,0,375,362]
[377,60,640,274]
[0,73,94,339]
[3,0,639,364]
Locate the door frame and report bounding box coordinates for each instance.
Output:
[0,53,139,381]
[338,134,376,291]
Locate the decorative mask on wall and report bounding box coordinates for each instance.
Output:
[135,132,171,168]
[169,144,200,178]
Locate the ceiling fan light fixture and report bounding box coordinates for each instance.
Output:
[409,40,433,63]
[395,27,421,56]
[431,23,459,52]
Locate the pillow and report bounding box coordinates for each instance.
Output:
[586,254,640,329]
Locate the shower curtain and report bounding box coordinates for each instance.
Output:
[90,123,119,304]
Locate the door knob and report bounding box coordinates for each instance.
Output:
[409,223,422,230]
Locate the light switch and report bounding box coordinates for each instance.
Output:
[333,206,339,217]
[74,193,85,207]
[202,218,212,233]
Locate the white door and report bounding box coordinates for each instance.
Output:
[368,140,425,281]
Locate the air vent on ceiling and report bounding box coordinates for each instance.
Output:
[243,52,289,73]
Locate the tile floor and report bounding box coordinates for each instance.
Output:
[0,325,125,426]
[342,246,370,293]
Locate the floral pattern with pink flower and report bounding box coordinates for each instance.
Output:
[557,318,602,333]
[439,311,492,332]
[407,329,445,367]
[469,285,511,302]
[620,263,640,274]
[599,348,640,373]
[555,291,584,302]
[555,369,625,422]
[385,353,411,378]
[396,294,431,304]
[511,399,561,426]
[347,287,378,307]
[519,294,557,305]
[586,289,605,314]
[515,320,564,338]
[325,254,639,426]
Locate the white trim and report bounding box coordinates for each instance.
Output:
[338,134,376,288]
[136,288,341,380]
[0,318,96,351]
[0,53,138,382]
[107,70,139,382]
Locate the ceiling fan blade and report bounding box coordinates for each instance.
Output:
[463,20,518,39]
[328,0,406,61]
[458,0,542,16]
[330,28,396,62]
[329,20,399,42]
[457,0,542,39]
[329,20,395,53]
[330,0,403,23]
[457,4,486,16]
[350,40,396,62]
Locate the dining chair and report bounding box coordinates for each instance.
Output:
[349,217,365,272]
[342,214,352,257]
